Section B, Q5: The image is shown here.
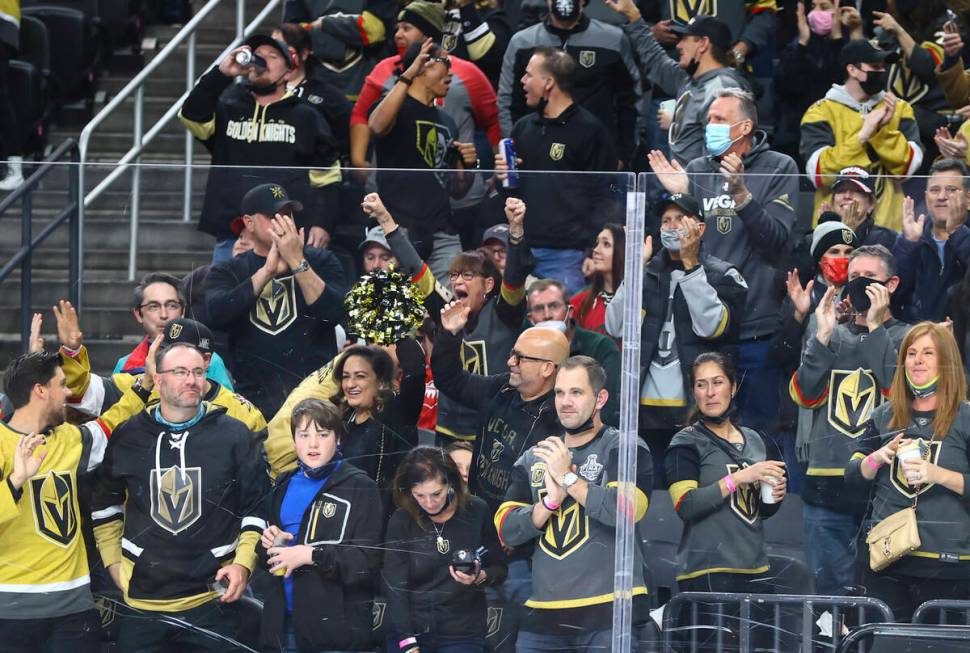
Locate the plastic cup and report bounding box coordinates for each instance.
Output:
[897,441,922,483]
[272,534,288,576]
[660,99,676,114]
[760,476,778,504]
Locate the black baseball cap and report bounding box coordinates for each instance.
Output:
[839,38,899,70]
[244,34,294,69]
[162,318,214,355]
[240,183,303,218]
[832,166,875,196]
[659,193,704,221]
[669,15,732,52]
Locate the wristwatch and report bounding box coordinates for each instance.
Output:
[561,472,579,489]
[291,258,310,274]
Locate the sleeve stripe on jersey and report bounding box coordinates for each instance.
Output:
[668,479,697,511]
[81,421,110,472]
[212,541,238,558]
[92,505,124,523]
[806,146,826,188]
[122,538,144,557]
[494,500,529,546]
[464,22,490,41]
[500,279,525,306]
[241,516,268,533]
[789,372,828,408]
[70,374,105,415]
[606,481,649,521]
[904,141,922,178]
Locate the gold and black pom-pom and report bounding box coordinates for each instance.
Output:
[344,267,424,345]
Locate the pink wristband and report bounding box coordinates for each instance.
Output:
[864,455,882,471]
[399,637,418,649]
[723,475,737,494]
[542,497,561,511]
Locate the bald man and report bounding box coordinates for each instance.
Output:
[433,301,568,515]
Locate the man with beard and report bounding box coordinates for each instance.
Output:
[91,343,270,651]
[179,33,342,262]
[0,342,158,652]
[496,356,652,651]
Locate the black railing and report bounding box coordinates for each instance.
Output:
[661,592,894,653]
[836,623,970,652]
[912,599,970,625]
[0,140,80,353]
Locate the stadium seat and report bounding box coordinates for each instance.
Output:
[642,489,681,545]
[15,16,52,153]
[765,552,814,595]
[22,6,99,101]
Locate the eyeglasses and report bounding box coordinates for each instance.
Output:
[448,270,482,282]
[139,300,183,314]
[157,367,206,380]
[528,301,565,315]
[429,55,451,69]
[509,350,552,365]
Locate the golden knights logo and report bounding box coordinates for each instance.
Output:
[150,466,203,535]
[486,607,504,638]
[716,215,732,235]
[828,369,883,437]
[726,464,759,525]
[372,600,386,631]
[888,56,931,105]
[460,339,488,375]
[540,500,589,559]
[30,471,78,546]
[578,50,595,68]
[251,276,297,335]
[549,143,565,161]
[670,0,717,25]
[530,462,547,487]
[890,438,942,499]
[414,120,454,177]
[322,502,337,518]
[94,596,117,628]
[168,322,182,339]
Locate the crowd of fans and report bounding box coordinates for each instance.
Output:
[8,0,970,651]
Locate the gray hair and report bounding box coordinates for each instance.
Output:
[849,244,896,278]
[716,87,758,127]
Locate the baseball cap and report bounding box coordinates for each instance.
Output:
[481,224,510,247]
[162,318,214,355]
[240,183,303,219]
[832,166,875,196]
[244,34,294,69]
[811,221,858,260]
[669,15,733,52]
[359,225,408,251]
[658,193,704,221]
[839,38,900,70]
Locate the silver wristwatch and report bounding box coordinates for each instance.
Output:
[561,472,579,489]
[291,258,310,274]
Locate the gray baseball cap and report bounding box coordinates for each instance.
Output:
[359,225,407,251]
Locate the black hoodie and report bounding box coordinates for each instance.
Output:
[256,462,383,653]
[179,68,342,238]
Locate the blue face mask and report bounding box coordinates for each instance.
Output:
[705,121,742,157]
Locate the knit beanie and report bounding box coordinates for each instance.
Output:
[811,220,857,261]
[398,1,445,42]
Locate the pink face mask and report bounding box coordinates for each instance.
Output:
[808,9,834,36]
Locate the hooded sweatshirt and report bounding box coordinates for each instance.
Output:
[685,131,800,339]
[800,85,923,232]
[179,68,342,238]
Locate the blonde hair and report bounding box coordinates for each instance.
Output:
[888,322,967,438]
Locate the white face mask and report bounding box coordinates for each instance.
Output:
[660,228,685,251]
[533,319,568,333]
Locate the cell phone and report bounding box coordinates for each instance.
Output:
[838,0,855,7]
[499,138,519,189]
[945,9,959,33]
[209,578,229,596]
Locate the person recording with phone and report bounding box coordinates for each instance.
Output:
[179,33,343,263]
[382,447,507,653]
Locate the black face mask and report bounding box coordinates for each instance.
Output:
[549,0,581,22]
[564,414,596,435]
[842,276,882,313]
[859,69,887,97]
[684,56,700,78]
[702,401,737,426]
[249,71,288,96]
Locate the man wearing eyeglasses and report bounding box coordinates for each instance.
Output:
[115,272,234,390]
[90,342,270,651]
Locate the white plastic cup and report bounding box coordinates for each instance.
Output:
[659,99,676,114]
[897,441,922,483]
[760,476,778,504]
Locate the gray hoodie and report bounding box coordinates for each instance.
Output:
[623,17,749,165]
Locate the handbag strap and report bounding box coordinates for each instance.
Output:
[693,421,752,470]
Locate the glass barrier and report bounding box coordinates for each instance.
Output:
[2,160,970,652]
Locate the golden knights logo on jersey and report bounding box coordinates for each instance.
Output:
[486,607,504,638]
[460,339,488,375]
[828,368,884,437]
[726,463,759,525]
[150,466,203,534]
[372,600,386,631]
[890,438,942,499]
[30,470,78,546]
[540,500,589,560]
[670,0,717,23]
[251,276,297,335]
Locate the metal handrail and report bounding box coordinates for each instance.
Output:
[0,139,80,349]
[77,0,281,289]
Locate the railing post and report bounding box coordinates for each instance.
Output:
[236,0,244,42]
[20,189,32,354]
[129,86,143,282]
[69,146,81,311]
[183,31,196,223]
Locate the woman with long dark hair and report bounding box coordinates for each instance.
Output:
[257,398,383,652]
[329,343,424,497]
[847,322,970,622]
[382,447,507,653]
[570,223,625,336]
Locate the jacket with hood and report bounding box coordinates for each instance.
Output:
[893,219,970,323]
[622,17,750,166]
[800,85,923,232]
[505,102,620,250]
[91,403,270,612]
[179,68,343,239]
[256,462,383,653]
[289,64,354,160]
[685,132,800,340]
[498,14,640,164]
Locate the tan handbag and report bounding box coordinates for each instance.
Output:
[865,495,921,572]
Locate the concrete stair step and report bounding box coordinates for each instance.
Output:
[1,278,138,308]
[0,218,214,251]
[0,246,213,275]
[0,336,143,377]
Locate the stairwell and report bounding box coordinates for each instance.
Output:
[0,0,275,375]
